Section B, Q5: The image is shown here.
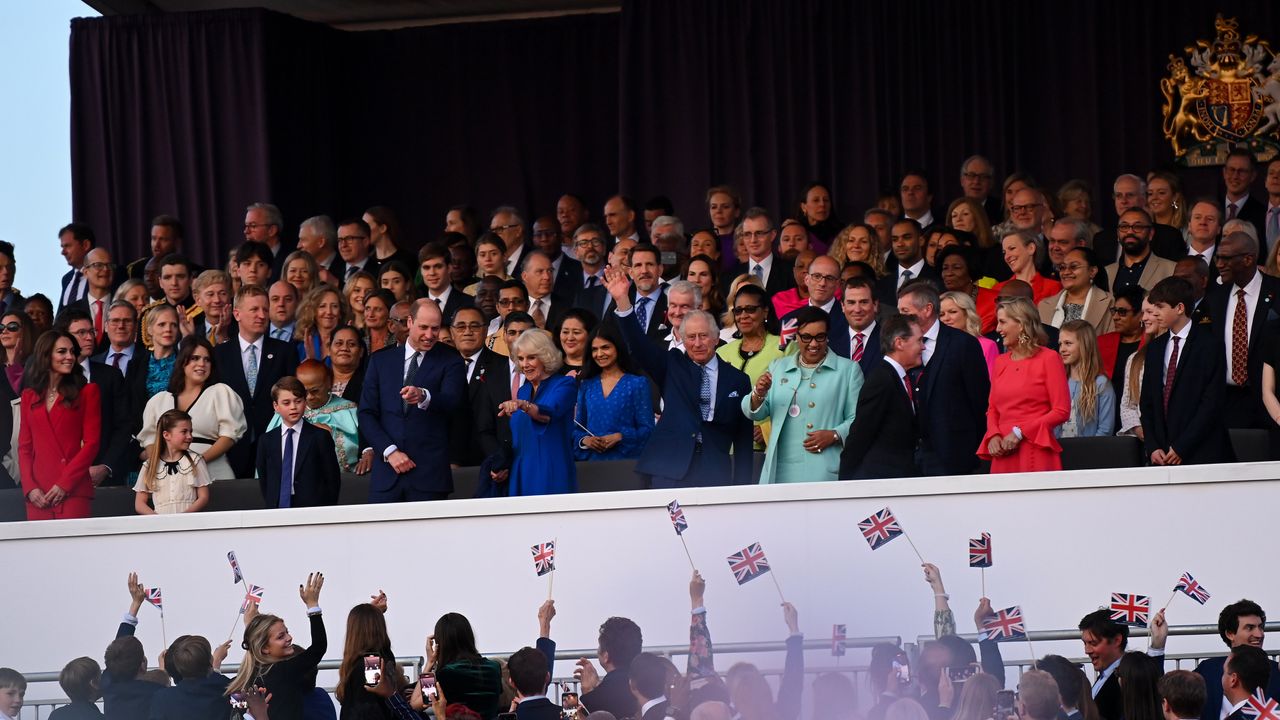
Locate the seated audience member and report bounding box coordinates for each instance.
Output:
[296,285,352,362]
[1078,608,1168,720]
[266,279,299,344]
[446,232,480,291]
[362,288,398,353]
[1184,200,1222,267]
[267,359,359,472]
[574,324,654,461]
[501,329,577,496]
[138,337,246,480]
[426,613,504,720]
[555,307,598,375]
[1192,600,1280,720]
[234,240,275,289]
[575,617,645,719]
[228,573,328,720]
[343,271,377,330]
[0,668,25,720]
[337,216,378,280]
[840,313,923,479]
[1106,209,1177,294]
[1140,277,1228,465]
[1157,671,1205,720]
[1039,248,1115,334]
[508,646,561,720]
[746,306,861,484]
[257,377,341,508]
[979,297,1070,473]
[25,293,55,334]
[366,205,415,270]
[472,233,513,291]
[939,291,998,378]
[1057,320,1116,438]
[1046,217,1100,288]
[134,409,212,515]
[296,214,342,281]
[282,249,321,297]
[1018,670,1063,720]
[48,657,101,720]
[389,301,411,345]
[140,302,181,396]
[147,636,231,720]
[994,231,1062,304]
[1210,230,1280,431]
[779,254,845,332]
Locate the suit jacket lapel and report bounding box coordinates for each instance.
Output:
[923,328,948,394]
[293,424,311,475]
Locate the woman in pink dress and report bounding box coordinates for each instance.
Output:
[979,297,1070,473]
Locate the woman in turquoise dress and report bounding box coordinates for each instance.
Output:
[142,303,180,396]
[502,329,577,496]
[573,324,653,460]
[743,306,862,483]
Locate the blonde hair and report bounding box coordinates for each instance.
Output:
[227,613,286,696]
[296,286,352,343]
[940,291,981,337]
[828,223,886,277]
[510,328,563,374]
[720,273,764,329]
[998,297,1047,353]
[1127,332,1155,405]
[142,410,195,493]
[283,250,321,294]
[1060,320,1103,424]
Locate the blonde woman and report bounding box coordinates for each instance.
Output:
[228,573,327,718]
[1056,320,1115,438]
[827,223,886,277]
[939,291,998,377]
[343,271,376,330]
[282,250,321,296]
[1146,171,1187,230]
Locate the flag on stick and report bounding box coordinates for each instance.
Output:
[726,543,771,585]
[145,587,163,613]
[981,606,1027,641]
[667,501,689,535]
[532,542,556,577]
[1173,572,1211,605]
[969,533,992,568]
[1109,593,1151,627]
[831,624,847,657]
[228,551,244,584]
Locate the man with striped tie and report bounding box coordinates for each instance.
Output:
[830,277,882,376]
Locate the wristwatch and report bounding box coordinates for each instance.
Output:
[1011,426,1023,441]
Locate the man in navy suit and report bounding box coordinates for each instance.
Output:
[1193,600,1280,720]
[878,219,941,306]
[419,242,475,322]
[57,222,95,312]
[1079,608,1167,720]
[605,268,753,487]
[508,645,562,720]
[601,244,671,350]
[211,285,300,477]
[359,298,466,502]
[1141,277,1229,465]
[829,277,883,375]
[724,207,796,297]
[897,280,989,475]
[629,653,671,720]
[1222,148,1269,258]
[256,377,340,508]
[840,313,923,479]
[1220,646,1271,720]
[531,216,584,303]
[1209,231,1280,430]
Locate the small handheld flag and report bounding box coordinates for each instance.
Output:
[1243,691,1279,720]
[667,501,688,535]
[981,606,1027,641]
[726,543,771,585]
[145,587,163,612]
[1174,572,1211,605]
[969,533,992,568]
[831,624,847,657]
[778,317,798,349]
[228,551,244,584]
[244,585,265,606]
[1109,593,1151,627]
[532,542,556,577]
[858,508,904,550]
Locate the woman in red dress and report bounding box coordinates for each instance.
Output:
[18,330,101,520]
[979,297,1070,473]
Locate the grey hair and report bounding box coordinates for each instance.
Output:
[1224,229,1260,256]
[742,206,773,231]
[1222,219,1258,244]
[510,328,563,373]
[107,298,138,319]
[1054,217,1089,244]
[300,215,337,247]
[666,279,702,308]
[1113,173,1147,196]
[959,155,993,177]
[246,202,283,228]
[681,309,717,335]
[650,215,684,238]
[573,223,607,241]
[491,205,525,226]
[864,208,895,224]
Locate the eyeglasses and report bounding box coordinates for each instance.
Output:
[497,298,527,307]
[808,272,839,284]
[107,318,135,325]
[1009,203,1042,213]
[574,238,604,249]
[337,235,367,245]
[0,322,20,333]
[1109,307,1134,316]
[70,328,95,338]
[244,222,276,231]
[962,171,992,181]
[797,333,829,344]
[1056,263,1088,273]
[492,223,521,233]
[388,316,406,326]
[1116,223,1151,233]
[731,305,762,315]
[84,262,112,272]
[452,322,485,332]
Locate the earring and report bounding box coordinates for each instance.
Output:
[1018,331,1031,346]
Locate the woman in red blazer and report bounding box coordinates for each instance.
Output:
[18,330,101,520]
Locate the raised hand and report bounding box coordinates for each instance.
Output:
[922,563,944,592]
[603,266,632,308]
[538,599,556,638]
[128,572,146,615]
[1150,608,1168,650]
[212,639,232,671]
[574,658,601,693]
[371,590,388,613]
[754,372,772,398]
[299,572,324,607]
[690,570,706,608]
[974,597,994,631]
[782,601,799,635]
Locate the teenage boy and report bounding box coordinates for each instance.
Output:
[256,377,341,508]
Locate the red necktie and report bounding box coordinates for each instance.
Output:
[93,299,104,343]
[1231,288,1248,386]
[852,332,865,361]
[903,374,915,409]
[1163,335,1180,412]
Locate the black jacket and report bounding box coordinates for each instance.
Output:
[146,673,231,720]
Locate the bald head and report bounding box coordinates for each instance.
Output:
[997,279,1034,301]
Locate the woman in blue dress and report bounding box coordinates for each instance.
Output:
[501,329,577,496]
[573,324,653,460]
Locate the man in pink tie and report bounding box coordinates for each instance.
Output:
[835,277,881,376]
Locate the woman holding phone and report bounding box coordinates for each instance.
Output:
[422,613,502,720]
[336,591,421,719]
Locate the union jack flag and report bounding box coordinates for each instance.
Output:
[667,500,688,535]
[832,624,847,657]
[1109,593,1150,627]
[532,542,556,576]
[228,551,244,584]
[1174,572,1211,605]
[1243,691,1279,720]
[969,533,992,568]
[981,606,1026,641]
[145,587,163,612]
[726,542,771,585]
[778,317,798,349]
[858,507,903,550]
[244,585,265,605]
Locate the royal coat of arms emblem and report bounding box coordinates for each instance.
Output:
[1161,14,1280,166]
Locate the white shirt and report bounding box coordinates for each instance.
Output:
[107,343,136,375]
[1185,241,1215,266]
[505,245,526,277]
[238,334,264,383]
[581,268,604,289]
[1224,697,1250,720]
[80,358,92,379]
[86,290,111,316]
[749,253,775,287]
[884,355,909,382]
[849,319,877,355]
[922,319,940,366]
[908,209,935,228]
[641,696,668,718]
[382,343,434,459]
[269,321,296,342]
[279,420,302,496]
[898,259,925,289]
[428,284,454,309]
[463,350,482,383]
[487,315,503,337]
[1164,319,1192,371]
[1091,656,1122,698]
[1223,270,1263,385]
[809,296,837,314]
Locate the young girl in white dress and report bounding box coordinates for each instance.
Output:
[133,409,212,514]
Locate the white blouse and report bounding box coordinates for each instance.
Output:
[136,383,247,480]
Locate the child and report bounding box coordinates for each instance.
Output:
[49,657,102,719]
[103,573,163,720]
[264,360,359,471]
[133,409,212,514]
[255,377,341,508]
[147,636,230,720]
[227,572,329,720]
[1056,320,1116,438]
[0,668,25,720]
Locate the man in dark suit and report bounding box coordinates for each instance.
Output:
[779,254,843,330]
[1193,600,1280,720]
[1141,277,1229,465]
[605,269,753,487]
[447,307,501,467]
[57,221,95,312]
[57,309,134,487]
[1174,256,1214,325]
[840,313,923,479]
[531,215,585,303]
[959,155,1001,225]
[359,298,466,502]
[724,207,796,297]
[602,244,670,349]
[1222,148,1269,258]
[1079,608,1167,720]
[419,242,475,323]
[92,300,148,463]
[829,277,883,375]
[509,645,562,720]
[877,219,941,306]
[474,312,536,497]
[1208,231,1280,430]
[897,280,989,475]
[244,201,294,282]
[66,247,117,354]
[255,377,341,508]
[0,240,24,318]
[336,217,379,282]
[212,285,300,478]
[629,653,670,720]
[520,250,569,331]
[1220,646,1271,720]
[574,616,643,719]
[570,224,610,316]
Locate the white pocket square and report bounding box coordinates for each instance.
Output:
[728,390,740,398]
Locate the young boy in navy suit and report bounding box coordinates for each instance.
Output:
[256,377,341,508]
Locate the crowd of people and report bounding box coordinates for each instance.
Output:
[2,566,1274,720]
[4,150,1280,518]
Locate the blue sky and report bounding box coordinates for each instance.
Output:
[0,1,98,302]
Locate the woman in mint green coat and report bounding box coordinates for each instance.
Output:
[743,306,862,483]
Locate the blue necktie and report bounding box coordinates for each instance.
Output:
[697,364,711,443]
[280,427,294,508]
[246,344,259,396]
[636,296,651,330]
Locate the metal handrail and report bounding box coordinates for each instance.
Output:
[524,635,902,662]
[916,621,1280,646]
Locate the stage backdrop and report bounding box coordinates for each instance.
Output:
[70,0,1280,268]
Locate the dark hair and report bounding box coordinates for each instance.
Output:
[900,169,931,192]
[364,288,398,313]
[1078,608,1128,650]
[499,279,529,300]
[365,205,402,243]
[151,214,185,239]
[170,635,213,681]
[629,652,667,700]
[1226,645,1270,695]
[1066,246,1101,269]
[440,231,470,249]
[271,376,306,402]
[880,313,920,355]
[935,245,980,282]
[1117,652,1162,720]
[597,616,643,668]
[104,635,145,681]
[418,242,451,265]
[475,232,506,257]
[0,240,15,262]
[1219,599,1267,646]
[503,311,535,330]
[1147,276,1194,313]
[1034,655,1085,711]
[893,217,924,235]
[24,330,86,404]
[59,222,96,247]
[868,643,902,695]
[731,283,779,335]
[377,259,413,282]
[1158,670,1205,720]
[168,335,217,394]
[628,242,661,266]
[52,305,92,333]
[338,216,373,238]
[645,195,675,216]
[553,308,600,357]
[234,240,274,267]
[433,612,482,670]
[842,260,877,277]
[158,252,194,274]
[58,656,101,703]
[579,323,639,380]
[336,604,397,703]
[507,647,550,697]
[943,228,978,247]
[1226,147,1256,168]
[1112,285,1146,310]
[686,254,725,315]
[0,309,36,366]
[792,305,830,332]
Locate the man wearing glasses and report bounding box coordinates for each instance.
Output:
[446,306,506,469]
[55,308,134,487]
[336,217,378,280]
[725,207,796,297]
[244,202,293,282]
[959,155,1002,223]
[67,247,117,353]
[1104,208,1176,294]
[1221,148,1268,257]
[571,224,609,316]
[491,206,529,277]
[388,301,412,346]
[780,255,846,345]
[1208,230,1280,432]
[1007,187,1055,276]
[487,280,529,355]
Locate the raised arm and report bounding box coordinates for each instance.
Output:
[295,572,328,668]
[687,571,715,680]
[776,602,804,720]
[923,563,955,639]
[973,598,1006,689]
[537,599,557,678]
[119,572,145,639]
